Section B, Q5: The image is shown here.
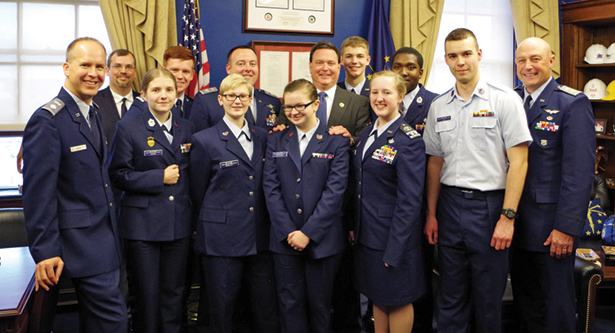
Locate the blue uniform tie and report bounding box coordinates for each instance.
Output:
[317,92,327,126]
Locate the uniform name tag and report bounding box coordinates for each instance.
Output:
[272,151,288,158]
[312,153,334,159]
[70,144,87,152]
[220,160,239,168]
[144,149,163,156]
[437,115,451,122]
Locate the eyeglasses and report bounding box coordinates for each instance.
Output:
[222,94,252,102]
[110,64,136,71]
[283,100,317,113]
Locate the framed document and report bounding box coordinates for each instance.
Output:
[244,0,334,35]
[596,118,607,134]
[252,41,316,97]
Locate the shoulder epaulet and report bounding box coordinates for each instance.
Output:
[198,87,218,95]
[41,98,64,116]
[136,95,145,103]
[557,85,582,96]
[432,88,452,103]
[259,89,278,98]
[400,123,421,139]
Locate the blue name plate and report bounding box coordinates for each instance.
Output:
[272,151,288,158]
[144,149,163,156]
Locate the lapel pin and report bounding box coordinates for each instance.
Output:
[339,102,345,108]
[316,134,323,140]
[222,131,229,136]
[148,119,155,127]
[417,96,423,104]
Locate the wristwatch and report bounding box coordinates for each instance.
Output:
[501,208,519,219]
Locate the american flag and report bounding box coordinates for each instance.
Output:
[180,0,210,97]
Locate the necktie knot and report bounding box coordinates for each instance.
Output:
[523,95,532,112]
[239,131,251,142]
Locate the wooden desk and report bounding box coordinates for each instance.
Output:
[599,251,615,283]
[0,246,35,333]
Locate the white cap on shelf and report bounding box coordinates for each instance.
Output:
[584,44,607,64]
[584,78,607,99]
[606,43,615,64]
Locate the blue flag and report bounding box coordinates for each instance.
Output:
[366,0,396,79]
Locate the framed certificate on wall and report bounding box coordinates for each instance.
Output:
[244,0,334,35]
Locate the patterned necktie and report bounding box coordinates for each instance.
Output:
[317,92,327,126]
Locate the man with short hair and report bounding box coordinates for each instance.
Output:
[279,41,370,144]
[391,47,438,134]
[422,28,532,333]
[93,49,139,147]
[127,46,195,119]
[22,37,128,332]
[189,45,281,132]
[338,36,371,98]
[512,37,595,333]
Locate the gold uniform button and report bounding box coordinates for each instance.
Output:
[248,175,254,181]
[249,191,254,197]
[105,184,108,188]
[169,196,175,201]
[249,207,255,212]
[297,209,303,214]
[358,195,361,199]
[110,203,113,207]
[297,178,301,183]
[358,181,362,186]
[295,194,300,199]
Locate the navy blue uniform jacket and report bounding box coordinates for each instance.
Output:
[108,111,194,241]
[263,123,350,259]
[189,88,281,132]
[514,80,595,251]
[190,121,270,257]
[352,117,426,267]
[404,84,438,135]
[22,88,122,278]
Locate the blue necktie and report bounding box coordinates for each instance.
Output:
[88,106,101,150]
[120,98,128,118]
[317,92,327,126]
[524,95,532,113]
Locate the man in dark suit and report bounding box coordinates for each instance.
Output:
[338,36,371,98]
[511,37,595,333]
[391,47,438,135]
[126,46,195,120]
[279,41,370,145]
[22,37,127,332]
[189,45,281,132]
[93,49,139,147]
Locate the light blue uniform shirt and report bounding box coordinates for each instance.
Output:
[423,79,532,191]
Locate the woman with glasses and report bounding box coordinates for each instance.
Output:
[109,68,194,332]
[263,78,350,333]
[189,74,278,332]
[351,71,426,333]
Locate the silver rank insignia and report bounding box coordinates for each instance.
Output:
[148,119,155,127]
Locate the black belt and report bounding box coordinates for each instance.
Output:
[442,185,504,199]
